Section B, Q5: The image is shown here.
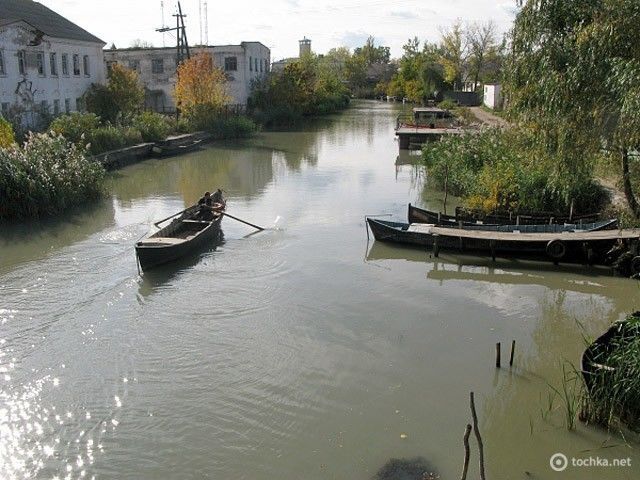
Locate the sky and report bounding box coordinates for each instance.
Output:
[38,0,518,60]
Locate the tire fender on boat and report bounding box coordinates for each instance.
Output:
[546,239,566,260]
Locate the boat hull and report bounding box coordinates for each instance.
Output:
[407,204,605,226]
[366,218,630,264]
[136,215,222,271]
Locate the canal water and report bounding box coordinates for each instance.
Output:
[1,101,639,479]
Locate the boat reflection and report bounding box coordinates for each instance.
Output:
[365,241,634,296]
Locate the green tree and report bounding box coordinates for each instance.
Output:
[505,0,640,214]
[439,20,468,87]
[85,63,144,122]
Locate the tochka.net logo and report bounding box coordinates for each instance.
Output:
[550,452,632,472]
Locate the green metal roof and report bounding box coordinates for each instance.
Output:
[0,0,104,45]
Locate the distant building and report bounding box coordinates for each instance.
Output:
[104,42,270,112]
[483,83,502,109]
[271,37,311,72]
[0,0,106,124]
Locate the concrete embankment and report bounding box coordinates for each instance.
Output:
[92,132,211,170]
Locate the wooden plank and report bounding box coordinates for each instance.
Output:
[427,226,640,242]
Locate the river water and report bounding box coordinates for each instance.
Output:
[1,101,639,479]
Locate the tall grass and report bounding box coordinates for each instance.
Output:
[581,314,640,432]
[0,132,105,220]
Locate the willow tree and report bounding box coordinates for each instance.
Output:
[505,0,640,214]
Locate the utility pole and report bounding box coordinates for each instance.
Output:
[155,1,190,119]
[203,1,208,46]
[156,1,190,65]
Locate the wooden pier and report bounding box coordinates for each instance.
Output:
[395,107,463,149]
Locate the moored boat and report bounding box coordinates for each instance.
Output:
[408,203,604,226]
[135,203,224,271]
[152,138,202,157]
[366,217,640,266]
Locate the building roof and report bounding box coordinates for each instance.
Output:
[0,0,104,44]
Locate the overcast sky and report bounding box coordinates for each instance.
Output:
[39,0,518,60]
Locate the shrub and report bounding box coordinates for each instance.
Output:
[50,113,101,145]
[185,105,256,138]
[87,126,143,155]
[422,128,607,214]
[0,117,15,148]
[131,111,171,142]
[0,132,104,219]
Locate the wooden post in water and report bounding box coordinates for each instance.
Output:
[470,392,486,480]
[433,234,440,257]
[509,340,516,367]
[495,342,501,368]
[490,240,496,262]
[460,424,472,480]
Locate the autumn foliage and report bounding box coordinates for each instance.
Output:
[175,52,229,116]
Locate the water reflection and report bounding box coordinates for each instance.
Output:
[0,200,115,274]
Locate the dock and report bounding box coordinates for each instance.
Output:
[396,126,463,149]
[395,107,464,149]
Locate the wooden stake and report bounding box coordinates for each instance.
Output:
[443,164,449,215]
[495,342,501,368]
[470,392,486,480]
[509,340,516,367]
[460,424,472,480]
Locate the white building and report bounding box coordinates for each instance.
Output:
[0,0,106,124]
[103,42,270,112]
[483,83,502,110]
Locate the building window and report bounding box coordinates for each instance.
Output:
[65,98,70,113]
[50,52,57,76]
[1,103,9,116]
[18,51,26,75]
[40,100,48,113]
[259,58,263,73]
[249,56,252,71]
[76,97,84,112]
[73,54,80,75]
[128,59,140,71]
[151,58,164,74]
[83,55,90,76]
[254,57,258,72]
[61,53,69,75]
[36,52,45,75]
[53,99,60,115]
[0,50,5,75]
[224,56,237,71]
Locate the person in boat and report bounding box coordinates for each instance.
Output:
[197,190,225,220]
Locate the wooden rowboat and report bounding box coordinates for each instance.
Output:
[135,204,223,271]
[408,204,604,226]
[152,139,203,157]
[366,218,640,264]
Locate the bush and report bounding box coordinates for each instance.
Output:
[185,105,256,139]
[0,132,105,219]
[423,128,607,214]
[50,113,101,145]
[0,117,15,148]
[87,126,143,155]
[131,111,171,142]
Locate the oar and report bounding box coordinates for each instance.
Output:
[221,212,264,231]
[153,206,193,227]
